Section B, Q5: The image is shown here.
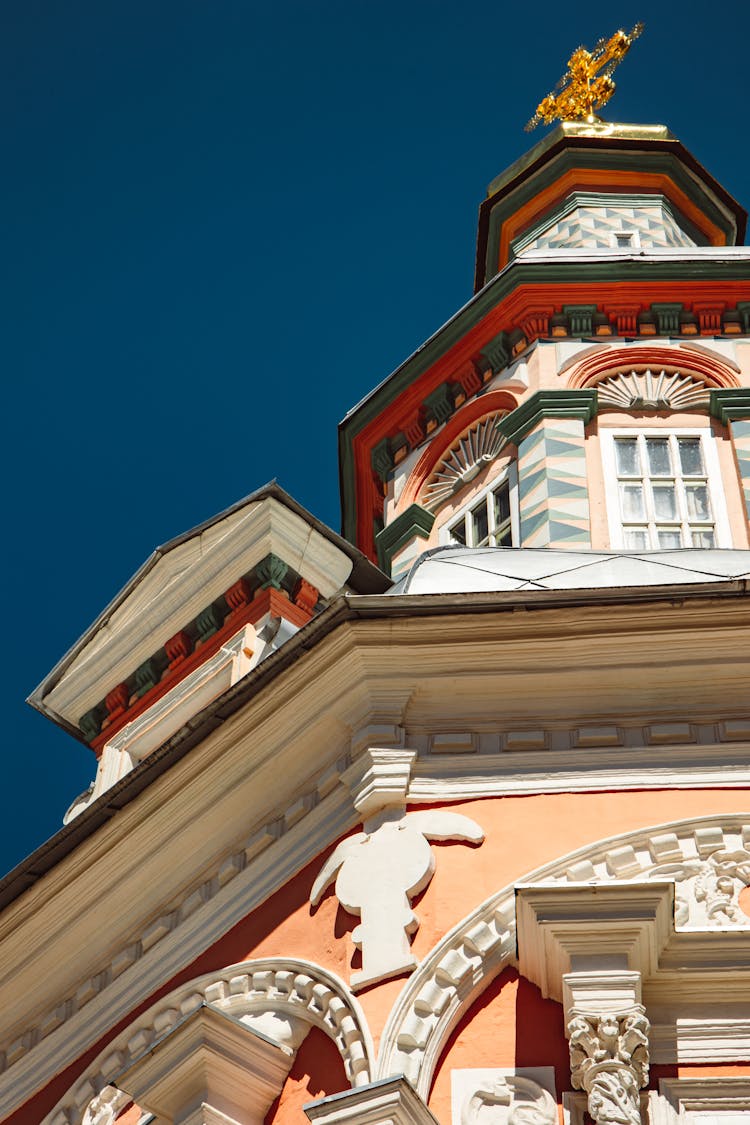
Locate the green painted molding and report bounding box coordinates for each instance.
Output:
[710,389,750,425]
[651,302,683,334]
[497,390,598,447]
[480,330,511,373]
[563,305,597,336]
[375,504,435,575]
[424,383,455,426]
[256,552,289,590]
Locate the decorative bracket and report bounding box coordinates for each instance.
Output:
[565,973,649,1125]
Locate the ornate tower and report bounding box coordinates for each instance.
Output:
[339,120,749,577]
[3,38,750,1125]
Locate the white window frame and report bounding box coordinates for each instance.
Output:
[600,428,732,549]
[611,228,641,249]
[439,463,519,547]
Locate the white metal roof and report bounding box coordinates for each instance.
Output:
[389,546,750,595]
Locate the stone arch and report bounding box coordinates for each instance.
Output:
[375,813,750,1099]
[399,391,518,512]
[48,958,374,1125]
[565,344,740,396]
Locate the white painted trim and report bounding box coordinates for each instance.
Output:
[86,625,261,807]
[438,461,519,548]
[46,497,355,725]
[599,428,733,550]
[408,743,750,798]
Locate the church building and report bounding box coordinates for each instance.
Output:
[3,31,750,1125]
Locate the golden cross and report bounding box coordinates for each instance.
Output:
[525,23,643,132]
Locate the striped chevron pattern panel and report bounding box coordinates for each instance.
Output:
[518,417,592,547]
[730,419,750,520]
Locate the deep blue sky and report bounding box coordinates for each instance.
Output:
[2,1,749,876]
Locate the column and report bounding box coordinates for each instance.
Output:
[564,970,650,1125]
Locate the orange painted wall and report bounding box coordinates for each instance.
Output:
[12,787,750,1123]
[265,1027,348,1125]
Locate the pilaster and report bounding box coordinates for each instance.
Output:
[498,391,596,548]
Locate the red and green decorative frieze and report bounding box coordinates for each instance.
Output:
[78,554,322,752]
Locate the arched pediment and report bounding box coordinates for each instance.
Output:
[48,958,374,1125]
[376,814,750,1098]
[565,345,741,397]
[399,392,518,512]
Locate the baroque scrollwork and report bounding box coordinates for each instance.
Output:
[650,847,750,928]
[568,1008,650,1125]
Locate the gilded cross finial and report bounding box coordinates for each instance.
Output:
[525,23,643,132]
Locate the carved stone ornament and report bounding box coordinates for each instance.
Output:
[81,1088,130,1125]
[568,1008,650,1125]
[595,369,710,412]
[461,1075,557,1125]
[649,846,750,927]
[422,415,508,510]
[311,806,484,990]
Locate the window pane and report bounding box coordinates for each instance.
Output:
[657,528,682,548]
[652,484,677,520]
[448,519,466,545]
[494,483,510,527]
[620,483,645,520]
[624,528,648,548]
[471,500,489,546]
[494,524,513,547]
[691,528,716,547]
[646,438,671,476]
[615,439,639,476]
[678,437,704,476]
[685,483,712,521]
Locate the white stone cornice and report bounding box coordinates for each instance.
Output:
[45,496,356,726]
[408,742,750,799]
[516,883,674,1002]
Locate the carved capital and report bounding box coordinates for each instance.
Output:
[568,1007,650,1125]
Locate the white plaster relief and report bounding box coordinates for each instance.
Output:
[47,959,374,1125]
[646,849,750,928]
[311,805,484,990]
[452,1069,557,1125]
[596,370,710,412]
[568,1008,650,1125]
[375,816,750,1097]
[421,416,510,510]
